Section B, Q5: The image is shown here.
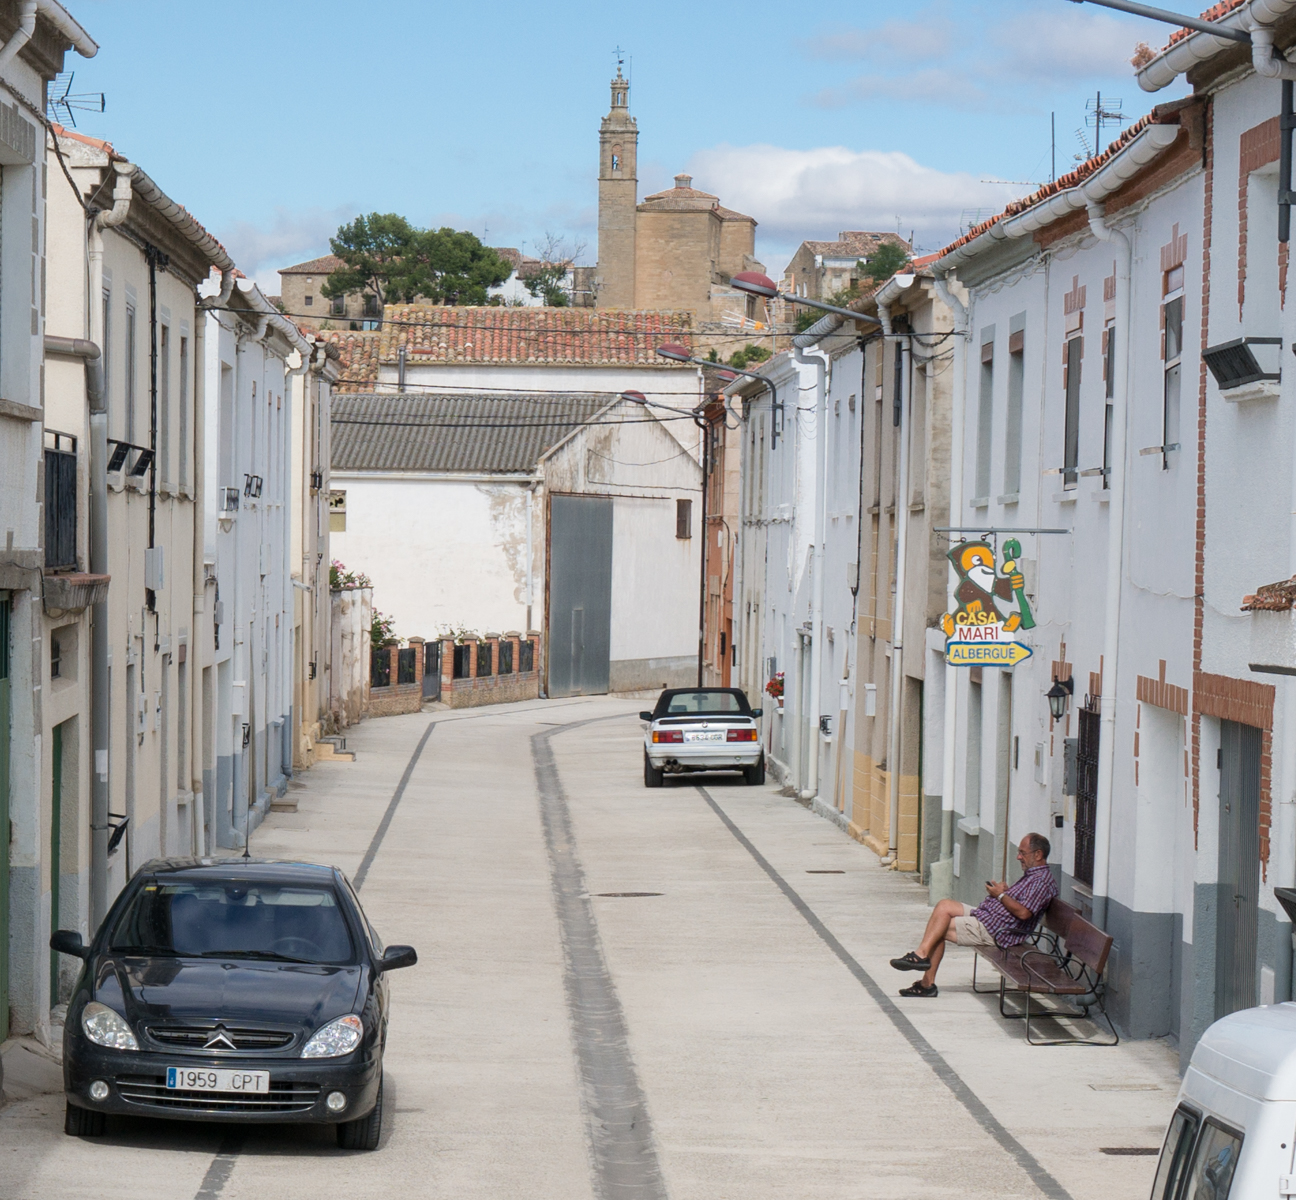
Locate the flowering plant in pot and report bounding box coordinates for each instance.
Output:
[765,672,784,700]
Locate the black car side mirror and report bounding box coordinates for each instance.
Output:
[751,708,763,718]
[50,930,90,960]
[639,711,653,722]
[378,945,417,972]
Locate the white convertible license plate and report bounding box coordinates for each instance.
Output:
[166,1067,270,1093]
[683,731,724,743]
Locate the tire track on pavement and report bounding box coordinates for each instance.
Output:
[191,718,436,1198]
[532,718,669,1200]
[695,783,1075,1200]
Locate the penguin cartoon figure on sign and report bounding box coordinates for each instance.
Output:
[941,540,1028,637]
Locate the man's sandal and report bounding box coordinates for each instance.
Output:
[889,951,931,971]
[899,981,938,998]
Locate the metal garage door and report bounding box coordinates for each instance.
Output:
[1216,719,1261,1019]
[547,494,612,698]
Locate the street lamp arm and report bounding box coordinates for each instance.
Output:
[1063,0,1251,43]
[730,271,883,327]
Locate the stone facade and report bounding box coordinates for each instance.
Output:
[278,255,380,329]
[596,69,638,310]
[593,73,765,351]
[781,231,908,304]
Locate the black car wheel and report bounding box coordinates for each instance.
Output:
[65,1101,105,1137]
[644,752,664,788]
[337,1071,383,1150]
[743,756,766,786]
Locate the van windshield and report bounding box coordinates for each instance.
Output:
[111,881,355,965]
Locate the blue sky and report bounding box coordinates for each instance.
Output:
[63,0,1189,288]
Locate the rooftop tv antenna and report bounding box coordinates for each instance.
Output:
[46,72,104,128]
[1086,90,1126,155]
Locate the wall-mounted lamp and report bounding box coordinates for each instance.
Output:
[1045,676,1074,722]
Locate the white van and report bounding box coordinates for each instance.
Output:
[1151,1004,1296,1199]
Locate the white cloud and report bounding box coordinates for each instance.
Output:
[804,16,953,64]
[217,205,357,294]
[687,142,1030,265]
[990,10,1138,82]
[811,67,990,111]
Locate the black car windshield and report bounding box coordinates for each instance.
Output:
[110,880,355,965]
[659,690,748,715]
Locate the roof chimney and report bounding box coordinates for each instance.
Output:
[674,173,692,189]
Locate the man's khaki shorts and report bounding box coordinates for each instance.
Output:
[950,904,998,949]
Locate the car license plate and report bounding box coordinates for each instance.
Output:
[683,731,724,743]
[166,1067,270,1093]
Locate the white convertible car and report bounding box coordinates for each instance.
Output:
[640,688,765,787]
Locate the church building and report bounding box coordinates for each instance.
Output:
[595,69,766,334]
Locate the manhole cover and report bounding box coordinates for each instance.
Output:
[1099,1148,1159,1156]
[806,870,845,874]
[593,892,663,898]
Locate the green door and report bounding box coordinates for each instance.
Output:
[0,596,10,1041]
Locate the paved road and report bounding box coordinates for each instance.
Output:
[0,697,1180,1199]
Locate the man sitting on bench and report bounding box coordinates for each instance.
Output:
[889,833,1058,998]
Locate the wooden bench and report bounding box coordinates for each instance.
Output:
[971,898,1119,1046]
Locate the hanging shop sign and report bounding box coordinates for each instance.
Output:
[942,536,1035,668]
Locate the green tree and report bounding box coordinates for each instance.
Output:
[728,344,772,370]
[859,240,910,283]
[323,213,512,309]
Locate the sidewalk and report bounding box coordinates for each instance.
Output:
[697,775,1181,1200]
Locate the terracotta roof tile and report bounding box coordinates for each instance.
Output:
[933,109,1171,262]
[317,329,382,392]
[1166,0,1246,47]
[377,305,694,367]
[279,254,345,276]
[1242,576,1296,612]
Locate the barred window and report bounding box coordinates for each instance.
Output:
[676,498,692,539]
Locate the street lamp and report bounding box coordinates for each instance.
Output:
[656,342,783,448]
[730,271,883,328]
[1046,677,1074,722]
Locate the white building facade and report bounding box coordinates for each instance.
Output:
[200,277,313,850]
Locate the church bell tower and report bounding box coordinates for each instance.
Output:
[596,65,638,308]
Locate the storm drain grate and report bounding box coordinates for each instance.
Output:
[1099,1148,1159,1156]
[806,870,845,874]
[593,892,663,898]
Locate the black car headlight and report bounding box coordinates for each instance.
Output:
[81,1001,139,1051]
[301,1014,363,1058]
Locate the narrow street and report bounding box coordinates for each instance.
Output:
[1,698,1179,1200]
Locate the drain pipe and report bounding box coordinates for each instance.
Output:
[930,270,969,901]
[192,306,209,854]
[877,283,915,865]
[80,157,133,924]
[0,1,35,74]
[793,339,830,799]
[1084,200,1132,930]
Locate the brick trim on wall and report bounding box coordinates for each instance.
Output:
[1193,670,1276,875]
[1136,659,1189,715]
[1237,116,1281,321]
[1191,99,1213,850]
[1192,670,1275,729]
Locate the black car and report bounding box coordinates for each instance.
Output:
[51,858,416,1150]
